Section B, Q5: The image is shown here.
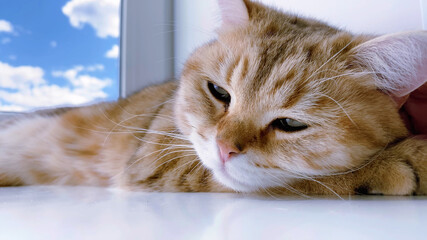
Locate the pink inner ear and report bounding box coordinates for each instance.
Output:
[389,32,427,97]
[218,0,249,28]
[392,60,427,97]
[387,33,427,136]
[397,83,427,136]
[354,31,427,99]
[355,31,427,136]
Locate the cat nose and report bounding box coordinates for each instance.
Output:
[216,139,240,163]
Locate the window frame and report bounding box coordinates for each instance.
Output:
[0,0,174,119]
[119,0,174,98]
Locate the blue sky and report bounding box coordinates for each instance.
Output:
[0,0,120,111]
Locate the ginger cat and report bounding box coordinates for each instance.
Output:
[0,0,426,197]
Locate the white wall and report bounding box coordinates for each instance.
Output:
[422,0,427,28]
[174,0,426,77]
[261,0,423,34]
[174,0,221,76]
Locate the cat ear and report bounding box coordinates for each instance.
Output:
[351,31,427,97]
[218,0,250,29]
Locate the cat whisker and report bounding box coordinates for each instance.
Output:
[133,130,189,141]
[131,134,193,148]
[94,102,180,145]
[147,148,196,167]
[149,153,199,175]
[149,98,176,111]
[303,40,354,84]
[280,168,344,200]
[115,145,194,178]
[267,173,312,199]
[315,70,392,87]
[101,114,177,146]
[255,175,291,199]
[242,162,311,198]
[104,124,189,141]
[128,142,192,165]
[117,124,187,139]
[169,157,201,175]
[146,148,198,170]
[315,72,366,85]
[115,151,198,186]
[138,139,192,148]
[188,160,203,175]
[320,141,389,177]
[317,93,357,127]
[71,127,191,148]
[260,184,281,199]
[254,178,286,199]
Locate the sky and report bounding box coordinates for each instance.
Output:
[0,0,120,112]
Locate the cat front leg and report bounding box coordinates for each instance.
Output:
[353,153,418,195]
[283,139,425,196]
[383,138,427,195]
[325,138,425,196]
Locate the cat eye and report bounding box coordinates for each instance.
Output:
[272,118,308,132]
[207,82,231,104]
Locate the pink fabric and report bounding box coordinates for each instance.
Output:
[394,83,427,139]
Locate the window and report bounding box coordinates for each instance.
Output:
[0,0,121,112]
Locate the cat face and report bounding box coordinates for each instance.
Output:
[174,0,413,192]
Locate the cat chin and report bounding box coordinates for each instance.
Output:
[211,166,258,192]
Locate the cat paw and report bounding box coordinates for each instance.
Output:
[356,160,417,196]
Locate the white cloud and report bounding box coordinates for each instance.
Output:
[0,62,46,89]
[105,44,119,58]
[0,85,105,108]
[0,20,13,33]
[86,64,104,72]
[0,103,25,112]
[1,37,11,44]
[50,41,57,48]
[52,65,111,91]
[0,61,112,111]
[62,0,120,38]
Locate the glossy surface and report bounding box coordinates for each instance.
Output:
[0,186,425,240]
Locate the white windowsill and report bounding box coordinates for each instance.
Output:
[0,186,425,240]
